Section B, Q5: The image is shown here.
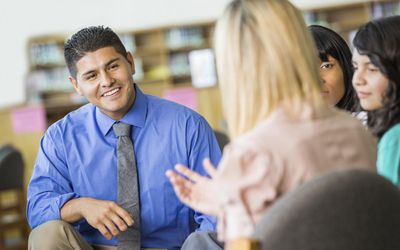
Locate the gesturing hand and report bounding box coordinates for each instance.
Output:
[165,158,221,216]
[80,198,134,240]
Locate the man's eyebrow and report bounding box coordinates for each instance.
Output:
[80,58,120,77]
[105,58,120,67]
[81,69,96,77]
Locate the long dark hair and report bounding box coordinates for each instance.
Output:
[309,25,356,112]
[353,16,400,138]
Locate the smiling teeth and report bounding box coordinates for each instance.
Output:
[103,88,119,97]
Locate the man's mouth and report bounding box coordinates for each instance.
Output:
[102,87,121,97]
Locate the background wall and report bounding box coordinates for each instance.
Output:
[0,0,231,108]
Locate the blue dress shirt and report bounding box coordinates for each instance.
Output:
[27,85,222,249]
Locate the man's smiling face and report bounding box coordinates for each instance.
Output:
[70,46,136,120]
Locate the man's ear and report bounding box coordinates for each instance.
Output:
[126,52,136,75]
[69,76,83,96]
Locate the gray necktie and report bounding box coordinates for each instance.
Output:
[113,122,140,250]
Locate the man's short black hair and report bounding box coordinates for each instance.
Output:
[64,26,127,78]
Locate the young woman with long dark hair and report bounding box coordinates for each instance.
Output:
[352,16,400,185]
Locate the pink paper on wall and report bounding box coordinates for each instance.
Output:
[163,87,198,111]
[11,106,47,134]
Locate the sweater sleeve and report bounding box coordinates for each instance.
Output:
[215,144,284,241]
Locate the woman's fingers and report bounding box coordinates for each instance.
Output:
[202,158,218,178]
[166,170,194,202]
[174,164,204,183]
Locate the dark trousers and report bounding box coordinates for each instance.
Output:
[181,231,224,250]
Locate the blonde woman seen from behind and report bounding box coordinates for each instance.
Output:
[166,0,377,245]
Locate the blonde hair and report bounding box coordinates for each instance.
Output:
[215,0,324,139]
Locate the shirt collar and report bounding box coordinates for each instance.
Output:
[96,84,148,136]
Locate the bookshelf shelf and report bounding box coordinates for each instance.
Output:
[30,63,66,70]
[168,45,210,53]
[138,77,170,85]
[134,48,167,57]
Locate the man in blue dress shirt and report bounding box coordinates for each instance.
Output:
[27,26,221,250]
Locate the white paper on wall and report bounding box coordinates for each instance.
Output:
[188,49,217,88]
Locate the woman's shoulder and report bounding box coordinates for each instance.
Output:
[325,107,367,128]
[223,106,370,158]
[380,123,400,146]
[386,123,400,135]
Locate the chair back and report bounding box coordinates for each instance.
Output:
[0,145,24,190]
[252,169,400,250]
[0,144,28,249]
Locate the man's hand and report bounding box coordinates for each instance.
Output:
[61,197,134,240]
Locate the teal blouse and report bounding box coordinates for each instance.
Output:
[377,123,400,185]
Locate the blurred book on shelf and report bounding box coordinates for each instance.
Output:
[25,67,71,104]
[169,53,191,78]
[371,1,400,18]
[165,27,205,50]
[145,66,170,81]
[303,11,330,27]
[29,42,65,68]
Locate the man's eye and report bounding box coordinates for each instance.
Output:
[86,74,96,80]
[109,64,119,70]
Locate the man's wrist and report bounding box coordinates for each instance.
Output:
[61,197,88,223]
[75,197,86,218]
